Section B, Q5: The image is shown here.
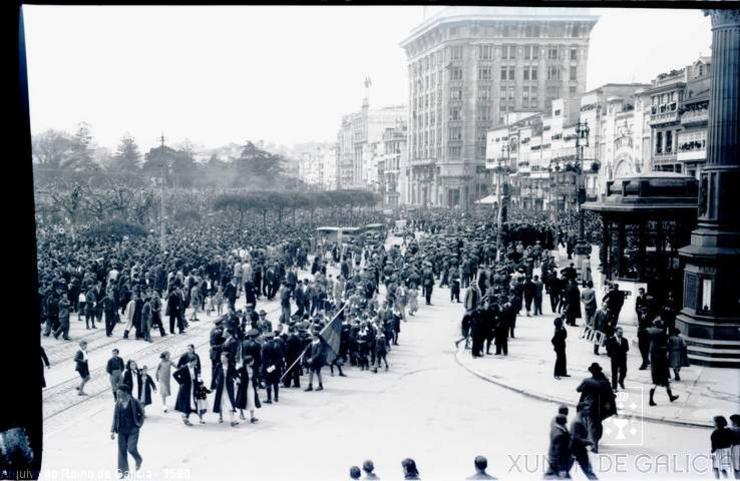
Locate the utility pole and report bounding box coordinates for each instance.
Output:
[574,120,591,279]
[159,132,166,251]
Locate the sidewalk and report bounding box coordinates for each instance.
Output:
[455,305,739,428]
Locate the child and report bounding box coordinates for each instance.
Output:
[138,365,157,417]
[77,291,86,321]
[73,340,90,396]
[214,285,224,316]
[730,414,740,478]
[194,375,211,424]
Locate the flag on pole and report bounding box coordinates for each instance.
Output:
[319,309,343,365]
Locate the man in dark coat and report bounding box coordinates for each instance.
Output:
[545,414,571,479]
[167,287,183,335]
[468,311,484,358]
[575,362,616,454]
[605,327,629,391]
[494,302,511,356]
[647,320,679,406]
[261,332,284,403]
[110,383,144,477]
[208,319,225,389]
[223,278,238,312]
[568,410,598,479]
[305,330,326,391]
[603,283,625,327]
[282,326,303,388]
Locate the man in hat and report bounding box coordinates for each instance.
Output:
[209,318,226,389]
[305,329,325,391]
[257,309,273,335]
[575,362,616,454]
[605,326,629,391]
[283,324,303,388]
[244,328,264,389]
[110,383,144,478]
[261,331,284,403]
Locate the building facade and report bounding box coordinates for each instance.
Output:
[401,6,598,208]
[379,121,408,207]
[645,56,711,177]
[336,99,406,191]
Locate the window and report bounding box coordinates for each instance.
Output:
[531,67,538,81]
[478,88,490,100]
[477,105,490,121]
[430,111,435,125]
[502,45,516,60]
[478,67,491,81]
[554,109,561,116]
[570,66,577,81]
[451,88,462,100]
[509,67,516,81]
[525,24,541,37]
[570,48,578,60]
[501,67,509,81]
[450,107,461,121]
[479,44,493,60]
[548,46,558,60]
[569,86,577,97]
[450,27,459,37]
[523,68,530,81]
[449,127,462,141]
[656,131,663,154]
[451,46,463,59]
[666,130,673,152]
[450,67,463,81]
[448,145,462,159]
[571,24,580,38]
[547,65,560,80]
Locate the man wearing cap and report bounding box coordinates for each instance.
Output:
[261,331,284,403]
[304,330,325,391]
[257,309,272,335]
[209,318,226,389]
[110,383,144,477]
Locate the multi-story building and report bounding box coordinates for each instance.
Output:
[579,83,652,198]
[401,6,598,208]
[644,56,711,177]
[379,121,408,207]
[336,98,407,190]
[677,57,711,179]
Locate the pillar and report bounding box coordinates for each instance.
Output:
[677,9,740,367]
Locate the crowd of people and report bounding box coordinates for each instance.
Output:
[38,204,740,480]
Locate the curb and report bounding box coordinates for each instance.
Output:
[453,349,713,429]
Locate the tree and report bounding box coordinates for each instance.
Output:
[32,129,72,169]
[233,141,285,185]
[110,133,142,172]
[65,122,99,173]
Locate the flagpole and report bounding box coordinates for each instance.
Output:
[279,303,347,383]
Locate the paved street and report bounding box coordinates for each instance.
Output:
[39,250,713,481]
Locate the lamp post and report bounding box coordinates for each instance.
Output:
[495,143,512,261]
[574,120,591,257]
[158,133,168,251]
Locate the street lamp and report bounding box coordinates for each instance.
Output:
[548,121,599,278]
[494,143,514,261]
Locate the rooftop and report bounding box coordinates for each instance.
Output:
[400,6,599,47]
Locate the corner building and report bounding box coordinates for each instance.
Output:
[400,6,598,208]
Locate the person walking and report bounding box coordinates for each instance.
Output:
[575,362,616,454]
[545,414,571,480]
[53,295,71,340]
[212,352,238,427]
[110,383,144,479]
[647,320,679,406]
[711,416,734,479]
[261,331,284,403]
[173,358,198,426]
[569,410,599,480]
[605,327,629,391]
[580,281,597,328]
[138,366,157,417]
[552,317,569,380]
[155,351,175,412]
[106,349,125,401]
[667,327,690,381]
[401,458,420,480]
[73,340,90,396]
[533,275,544,316]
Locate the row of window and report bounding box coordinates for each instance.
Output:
[448,22,584,39]
[474,44,580,61]
[446,64,577,83]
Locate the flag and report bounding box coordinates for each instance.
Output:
[319,311,343,365]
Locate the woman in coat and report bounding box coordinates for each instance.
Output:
[138,365,157,415]
[212,352,238,426]
[234,350,260,424]
[122,360,143,402]
[155,351,175,412]
[173,358,198,426]
[552,317,569,379]
[667,327,690,381]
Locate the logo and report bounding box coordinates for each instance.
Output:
[602,388,645,446]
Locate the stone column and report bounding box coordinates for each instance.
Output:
[677,9,740,367]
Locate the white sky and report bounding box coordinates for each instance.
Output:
[23,5,712,153]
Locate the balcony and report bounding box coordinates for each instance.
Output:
[653,151,678,165]
[680,109,709,127]
[649,110,679,126]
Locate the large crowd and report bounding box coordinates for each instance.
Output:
[36,205,740,480]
